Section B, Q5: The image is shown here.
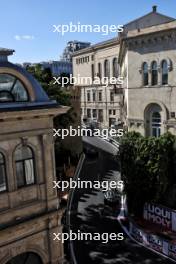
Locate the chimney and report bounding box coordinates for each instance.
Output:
[152,5,157,13]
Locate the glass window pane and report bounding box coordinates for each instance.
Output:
[151,111,161,137]
[12,80,28,101]
[110,91,114,101]
[162,61,168,74]
[15,146,33,161]
[0,165,7,192]
[0,153,4,164]
[143,63,148,72]
[91,64,94,81]
[98,109,103,122]
[151,62,158,86]
[93,109,97,118]
[16,162,25,187]
[0,74,15,91]
[143,63,148,86]
[98,91,102,101]
[25,159,35,185]
[158,129,161,137]
[0,91,14,102]
[153,112,159,117]
[152,128,157,137]
[104,60,110,78]
[0,74,29,102]
[152,62,157,70]
[162,61,168,85]
[87,92,90,102]
[98,63,102,79]
[15,146,35,188]
[87,109,91,118]
[113,58,118,78]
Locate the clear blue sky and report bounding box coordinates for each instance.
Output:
[0,0,175,63]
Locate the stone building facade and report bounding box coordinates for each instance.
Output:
[73,6,176,137]
[72,38,123,128]
[119,6,176,136]
[0,48,69,263]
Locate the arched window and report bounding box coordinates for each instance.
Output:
[98,62,102,79]
[0,74,28,102]
[0,152,7,192]
[162,60,168,85]
[7,252,43,264]
[104,59,110,78]
[15,146,35,188]
[151,61,158,86]
[142,62,148,86]
[151,112,161,137]
[112,58,118,78]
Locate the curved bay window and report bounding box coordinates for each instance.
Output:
[162,60,168,85]
[0,152,7,192]
[112,58,118,78]
[15,146,35,188]
[151,61,158,86]
[142,62,148,86]
[104,59,110,78]
[0,73,28,102]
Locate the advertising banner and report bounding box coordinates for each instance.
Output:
[143,203,176,231]
[129,221,176,261]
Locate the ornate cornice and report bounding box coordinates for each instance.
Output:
[125,29,176,49]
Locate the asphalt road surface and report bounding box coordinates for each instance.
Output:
[67,143,173,264]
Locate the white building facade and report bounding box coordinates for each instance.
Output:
[72,38,123,128]
[119,6,176,136]
[73,6,176,137]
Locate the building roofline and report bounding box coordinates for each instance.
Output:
[123,20,176,40]
[124,11,175,28]
[72,37,120,57]
[118,19,176,65]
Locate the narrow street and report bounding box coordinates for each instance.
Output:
[67,138,173,264]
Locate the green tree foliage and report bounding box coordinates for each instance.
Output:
[120,132,176,216]
[26,64,76,128]
[26,64,79,168]
[26,64,71,106]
